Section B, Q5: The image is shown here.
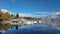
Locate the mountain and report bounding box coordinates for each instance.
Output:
[43,12,60,30]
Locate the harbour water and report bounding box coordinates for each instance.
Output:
[2,24,60,34]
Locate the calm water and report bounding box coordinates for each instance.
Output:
[2,24,60,34]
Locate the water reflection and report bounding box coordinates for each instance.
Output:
[0,32,2,34]
[0,24,12,33]
[15,25,18,30]
[1,24,60,34]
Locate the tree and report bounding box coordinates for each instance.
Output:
[0,18,4,24]
[2,12,11,21]
[24,17,32,20]
[11,14,15,19]
[0,11,2,17]
[0,18,4,22]
[11,14,14,17]
[15,13,19,18]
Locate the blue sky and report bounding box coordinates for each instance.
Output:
[0,0,60,17]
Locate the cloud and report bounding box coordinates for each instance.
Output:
[0,8,13,14]
[34,12,49,14]
[54,12,60,14]
[19,13,33,17]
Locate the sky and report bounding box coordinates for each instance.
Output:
[0,0,60,17]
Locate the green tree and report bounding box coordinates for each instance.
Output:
[11,14,14,17]
[15,13,19,18]
[11,14,15,19]
[24,17,32,20]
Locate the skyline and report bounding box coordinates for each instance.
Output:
[0,0,60,17]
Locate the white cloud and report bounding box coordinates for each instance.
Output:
[54,12,60,14]
[19,13,33,17]
[34,12,49,14]
[0,8,13,14]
